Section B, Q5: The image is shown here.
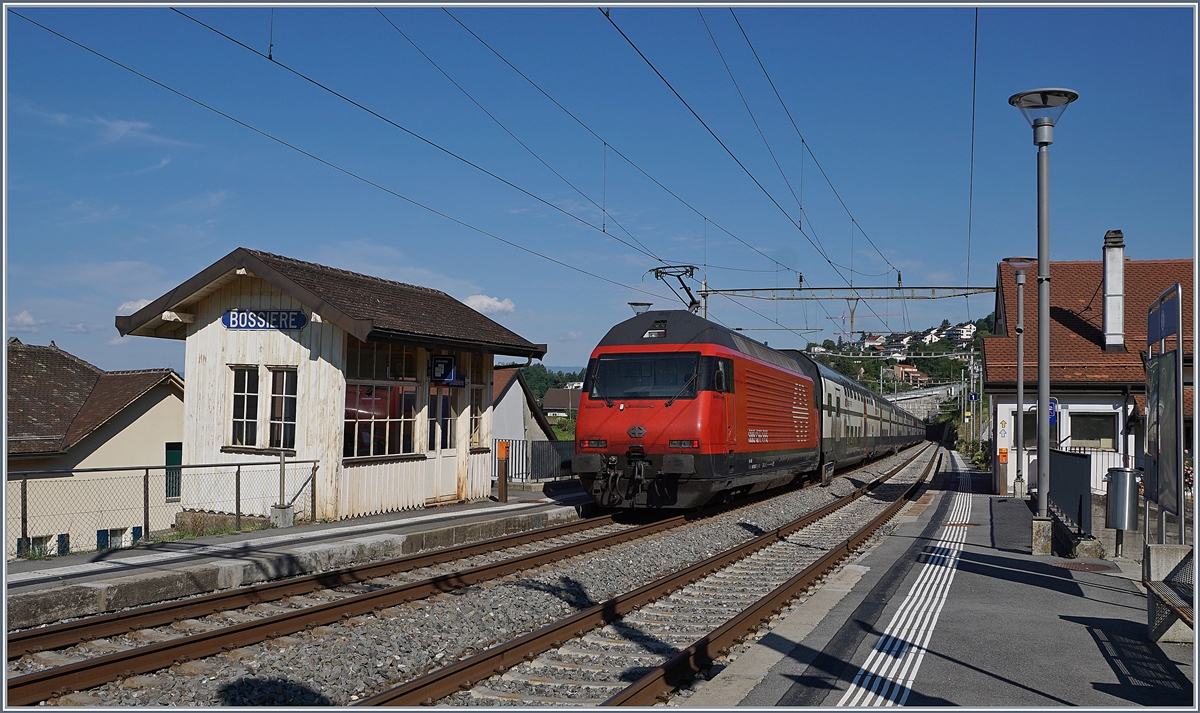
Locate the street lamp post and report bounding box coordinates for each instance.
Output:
[1004,257,1036,500]
[1009,88,1078,521]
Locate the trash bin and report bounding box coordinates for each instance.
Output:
[1106,467,1139,530]
[1106,467,1140,557]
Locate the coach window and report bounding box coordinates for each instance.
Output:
[231,366,259,447]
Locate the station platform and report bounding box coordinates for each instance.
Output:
[687,451,1196,708]
[5,479,592,631]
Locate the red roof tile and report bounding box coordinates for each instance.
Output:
[6,338,180,456]
[983,258,1192,389]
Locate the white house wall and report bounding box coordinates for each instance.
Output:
[991,392,1136,495]
[6,384,184,559]
[183,275,345,520]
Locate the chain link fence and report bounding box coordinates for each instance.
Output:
[7,459,318,561]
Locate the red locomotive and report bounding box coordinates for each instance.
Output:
[573,310,924,508]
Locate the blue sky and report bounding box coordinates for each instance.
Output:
[5,4,1195,373]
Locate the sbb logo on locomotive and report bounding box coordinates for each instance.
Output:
[747,429,769,444]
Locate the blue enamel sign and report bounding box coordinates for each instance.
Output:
[430,355,465,386]
[1048,398,1058,426]
[222,309,308,331]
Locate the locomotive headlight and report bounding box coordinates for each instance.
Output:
[669,439,700,449]
[580,439,608,449]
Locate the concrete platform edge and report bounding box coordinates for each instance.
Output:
[7,504,585,630]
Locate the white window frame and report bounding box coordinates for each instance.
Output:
[230,365,261,447]
[269,368,299,449]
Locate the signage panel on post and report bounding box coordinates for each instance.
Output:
[222,309,308,331]
[1048,398,1058,427]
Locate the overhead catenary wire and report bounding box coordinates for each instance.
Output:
[600,8,892,336]
[6,10,674,306]
[171,7,665,266]
[443,8,796,276]
[374,8,663,263]
[729,8,899,277]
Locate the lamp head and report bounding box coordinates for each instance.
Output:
[1008,88,1079,126]
[1009,88,1078,145]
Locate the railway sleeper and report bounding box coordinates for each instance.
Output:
[467,684,608,706]
[518,659,650,677]
[554,643,667,661]
[498,670,630,690]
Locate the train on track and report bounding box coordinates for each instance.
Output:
[572,310,926,508]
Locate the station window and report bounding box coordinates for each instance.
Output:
[346,337,417,381]
[344,384,417,458]
[1021,412,1059,449]
[269,369,298,449]
[429,386,457,451]
[231,367,259,446]
[1070,413,1117,450]
[470,387,485,448]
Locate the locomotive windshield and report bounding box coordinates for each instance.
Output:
[585,352,700,401]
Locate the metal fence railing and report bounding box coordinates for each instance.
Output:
[491,439,574,483]
[7,458,319,561]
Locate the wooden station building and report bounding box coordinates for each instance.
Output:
[115,247,546,520]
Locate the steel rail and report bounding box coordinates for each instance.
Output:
[7,514,617,660]
[354,442,935,706]
[10,443,898,660]
[7,512,698,706]
[7,466,818,661]
[605,449,942,705]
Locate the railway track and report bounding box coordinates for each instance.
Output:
[358,444,940,706]
[7,443,933,706]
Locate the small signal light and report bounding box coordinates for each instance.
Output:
[580,439,607,449]
[669,439,700,449]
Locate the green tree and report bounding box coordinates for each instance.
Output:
[518,364,583,403]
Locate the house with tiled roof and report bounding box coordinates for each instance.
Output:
[982,231,1193,496]
[115,247,546,520]
[542,387,583,419]
[491,365,556,443]
[6,338,184,556]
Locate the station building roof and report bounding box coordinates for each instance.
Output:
[114,248,546,360]
[6,338,182,456]
[982,257,1192,393]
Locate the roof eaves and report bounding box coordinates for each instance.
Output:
[115,248,375,341]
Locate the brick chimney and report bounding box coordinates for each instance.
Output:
[1102,230,1125,352]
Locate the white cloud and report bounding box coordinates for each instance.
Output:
[94,117,193,147]
[9,310,41,332]
[63,322,91,333]
[164,190,231,215]
[561,330,584,342]
[464,294,515,315]
[117,298,153,316]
